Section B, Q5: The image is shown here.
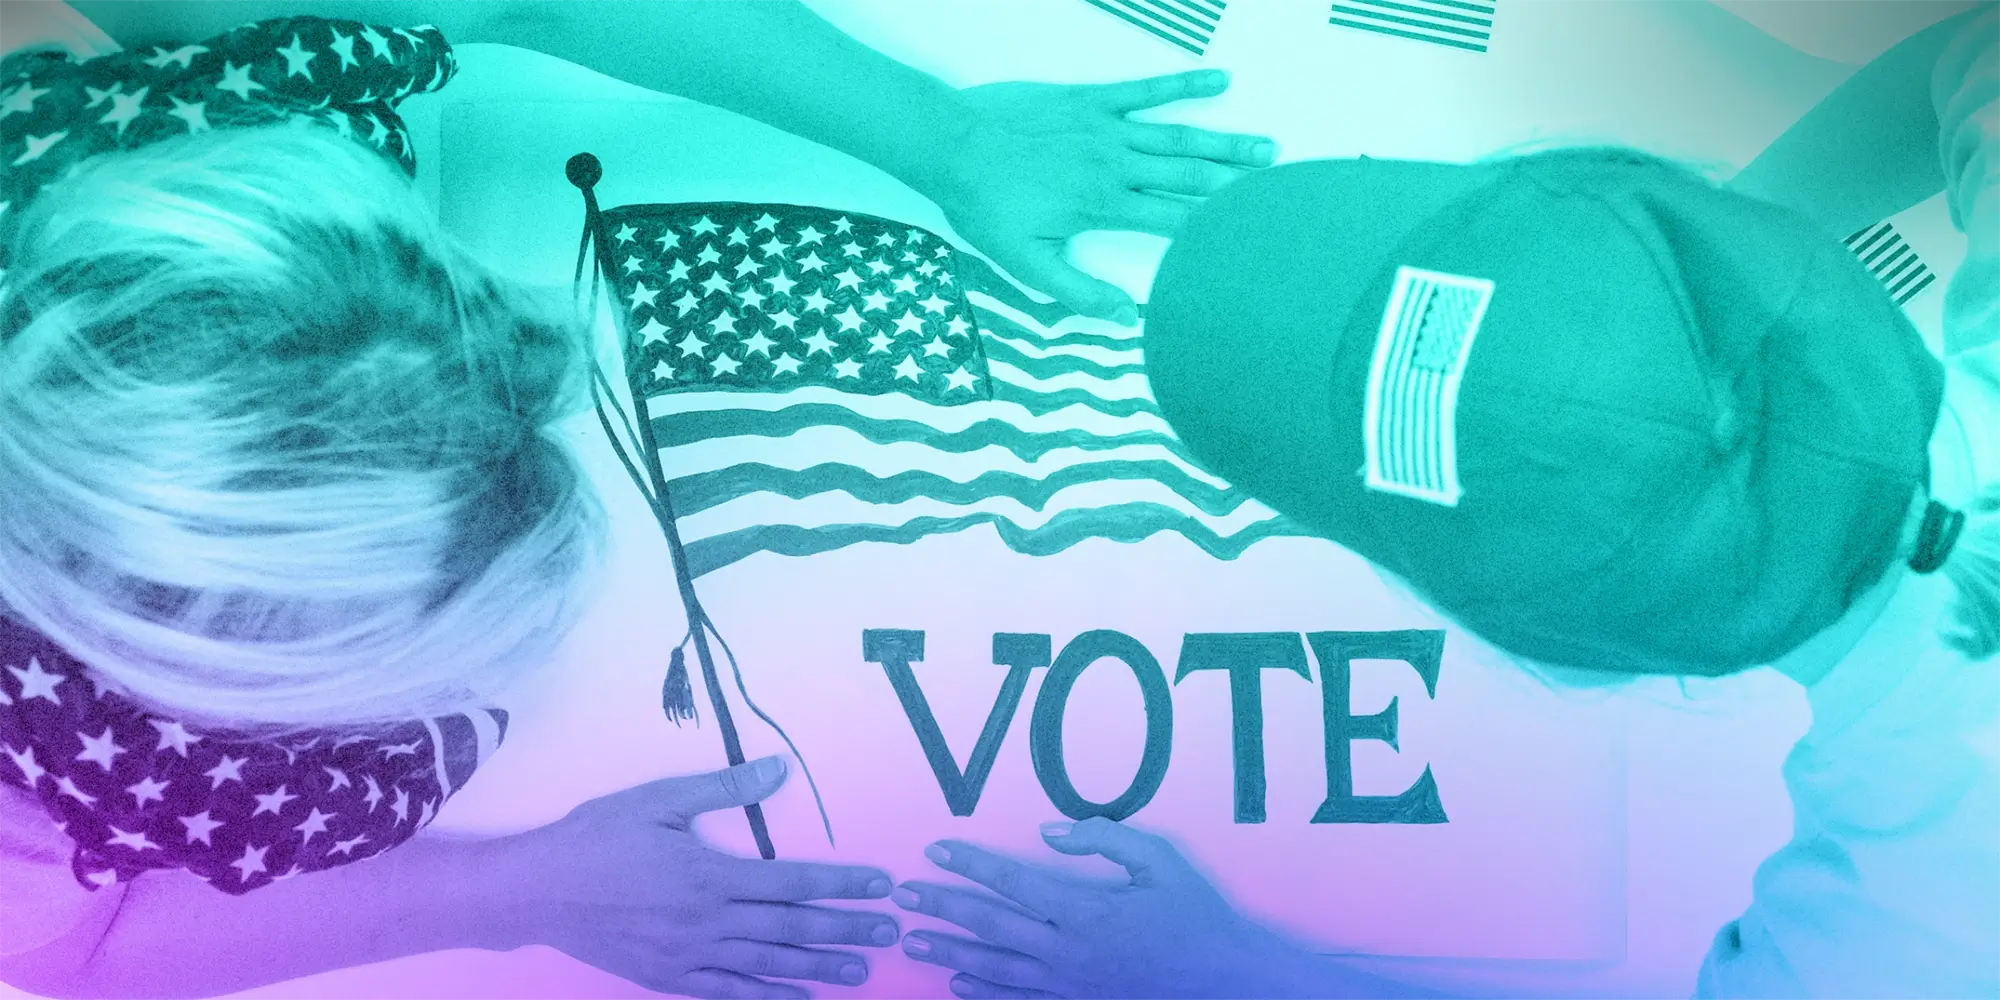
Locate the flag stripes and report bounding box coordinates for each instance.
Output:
[1330,0,1496,53]
[1083,0,1227,56]
[1846,221,1937,307]
[1364,267,1492,507]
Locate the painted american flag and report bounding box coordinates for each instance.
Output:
[1330,0,1497,54]
[1363,266,1493,507]
[0,615,500,894]
[593,202,1314,580]
[1082,0,1228,57]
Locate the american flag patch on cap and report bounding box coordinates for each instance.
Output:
[1363,267,1494,506]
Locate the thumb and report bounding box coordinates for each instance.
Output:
[654,755,787,827]
[999,240,1140,325]
[1040,816,1188,881]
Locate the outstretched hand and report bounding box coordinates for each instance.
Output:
[890,818,1304,999]
[928,70,1275,324]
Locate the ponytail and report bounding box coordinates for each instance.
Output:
[1937,488,2000,660]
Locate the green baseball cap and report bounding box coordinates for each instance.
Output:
[1145,150,1944,676]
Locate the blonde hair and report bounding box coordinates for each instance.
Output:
[1939,487,1999,660]
[0,120,604,733]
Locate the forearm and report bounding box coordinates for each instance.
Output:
[1726,5,1989,236]
[67,0,971,198]
[0,833,518,1000]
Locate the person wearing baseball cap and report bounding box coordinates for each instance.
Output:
[891,5,1997,998]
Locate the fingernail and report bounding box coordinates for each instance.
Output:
[904,936,932,956]
[865,877,891,897]
[872,922,898,946]
[1112,304,1139,326]
[1041,821,1073,838]
[924,843,952,866]
[840,963,866,985]
[951,975,977,998]
[891,886,921,909]
[1252,139,1277,165]
[1204,69,1230,88]
[753,756,785,784]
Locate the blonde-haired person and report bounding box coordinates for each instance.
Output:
[0,3,1281,998]
[890,6,2000,1000]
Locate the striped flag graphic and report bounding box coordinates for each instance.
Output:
[1330,0,1496,53]
[1083,0,1227,56]
[1846,221,1937,307]
[1363,267,1494,507]
[596,202,1313,580]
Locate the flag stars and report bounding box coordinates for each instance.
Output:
[947,316,972,338]
[834,308,866,333]
[794,225,826,246]
[75,728,126,771]
[252,785,299,817]
[12,130,67,166]
[359,26,391,60]
[691,216,721,236]
[673,291,702,317]
[892,274,920,296]
[84,870,118,888]
[380,740,419,760]
[391,787,412,825]
[637,318,669,345]
[651,359,674,383]
[862,290,892,313]
[4,745,44,785]
[143,43,209,71]
[916,260,940,277]
[323,766,352,793]
[216,62,266,101]
[772,353,803,376]
[712,353,743,376]
[767,272,798,296]
[614,223,639,245]
[328,833,369,857]
[627,281,659,310]
[907,230,929,244]
[801,290,832,313]
[832,216,855,234]
[935,245,953,259]
[732,257,764,279]
[654,230,682,251]
[622,256,645,275]
[180,810,224,846]
[54,776,95,806]
[700,273,733,297]
[205,754,247,790]
[9,657,64,705]
[867,332,895,354]
[98,84,149,137]
[667,259,692,283]
[738,285,767,311]
[753,212,781,232]
[797,252,829,273]
[741,332,777,356]
[1,82,50,118]
[676,333,707,357]
[727,227,750,247]
[945,366,979,392]
[362,776,385,813]
[834,269,863,291]
[150,720,199,756]
[923,336,954,358]
[294,808,335,845]
[276,34,319,79]
[801,331,837,357]
[328,28,360,70]
[919,294,953,315]
[107,826,159,852]
[833,358,864,379]
[82,82,122,110]
[894,312,927,337]
[167,96,210,133]
[709,312,739,337]
[696,245,722,267]
[875,233,898,247]
[893,355,927,383]
[841,241,866,259]
[759,236,789,258]
[231,843,269,882]
[902,250,922,264]
[866,259,895,276]
[769,310,798,330]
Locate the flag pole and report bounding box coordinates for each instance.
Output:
[568,153,777,860]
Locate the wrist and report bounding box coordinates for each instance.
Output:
[454,830,549,953]
[875,84,978,207]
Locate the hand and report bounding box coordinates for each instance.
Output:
[926,70,1276,324]
[489,756,898,999]
[891,818,1304,999]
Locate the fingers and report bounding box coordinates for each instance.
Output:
[902,931,1056,994]
[925,841,1086,922]
[676,969,808,1000]
[1118,150,1251,198]
[1088,69,1231,113]
[711,940,874,989]
[720,900,901,948]
[1125,122,1277,169]
[1039,818,1188,883]
[946,972,1065,1000]
[653,756,789,826]
[991,240,1138,324]
[718,855,894,903]
[893,880,1058,951]
[1092,191,1196,239]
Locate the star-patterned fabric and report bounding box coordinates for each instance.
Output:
[0,18,492,895]
[0,14,457,267]
[0,613,507,895]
